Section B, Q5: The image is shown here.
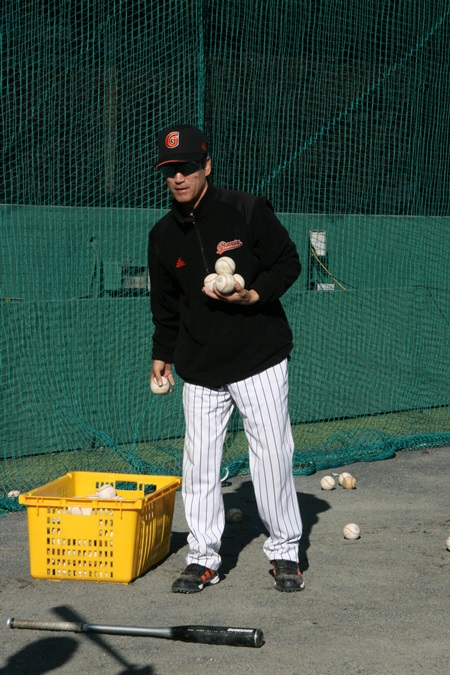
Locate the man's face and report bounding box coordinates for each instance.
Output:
[162,158,211,212]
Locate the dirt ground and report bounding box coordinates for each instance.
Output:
[1,445,449,674]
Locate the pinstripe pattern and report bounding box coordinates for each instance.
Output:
[182,359,302,570]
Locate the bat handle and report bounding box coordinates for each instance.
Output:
[7,617,84,633]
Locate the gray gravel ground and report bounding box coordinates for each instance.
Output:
[1,445,449,674]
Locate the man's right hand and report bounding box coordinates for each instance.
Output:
[150,360,175,389]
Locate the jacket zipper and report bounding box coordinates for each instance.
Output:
[193,216,210,274]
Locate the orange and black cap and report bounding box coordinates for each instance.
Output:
[156,124,208,168]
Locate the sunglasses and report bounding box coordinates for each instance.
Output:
[159,162,203,179]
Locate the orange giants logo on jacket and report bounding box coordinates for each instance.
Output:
[165,131,179,148]
[216,239,243,255]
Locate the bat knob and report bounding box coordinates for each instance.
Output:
[253,628,265,647]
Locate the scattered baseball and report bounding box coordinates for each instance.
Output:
[215,273,236,295]
[215,256,236,275]
[341,475,357,490]
[7,490,20,498]
[226,508,243,524]
[233,273,245,289]
[150,376,170,395]
[204,273,218,291]
[446,536,450,551]
[338,471,352,486]
[343,523,361,540]
[320,475,336,490]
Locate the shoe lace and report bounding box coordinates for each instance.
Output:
[273,560,301,575]
[185,563,215,577]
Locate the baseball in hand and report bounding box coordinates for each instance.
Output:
[215,256,236,275]
[150,376,171,395]
[338,471,352,486]
[341,475,357,490]
[226,508,243,523]
[343,523,361,540]
[320,475,336,490]
[215,273,235,295]
[204,273,218,291]
[233,273,245,289]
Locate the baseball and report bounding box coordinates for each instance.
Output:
[446,536,450,551]
[68,504,92,516]
[320,475,336,490]
[95,484,117,499]
[338,471,352,486]
[215,256,236,275]
[226,508,243,524]
[233,273,245,289]
[204,273,218,292]
[343,523,361,540]
[215,273,235,295]
[7,490,20,498]
[341,475,357,490]
[150,376,170,395]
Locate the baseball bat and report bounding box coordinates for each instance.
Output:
[7,617,264,648]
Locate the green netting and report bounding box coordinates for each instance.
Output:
[2,1,450,513]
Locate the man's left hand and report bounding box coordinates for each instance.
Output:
[202,280,260,305]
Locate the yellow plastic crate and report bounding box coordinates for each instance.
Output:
[19,471,182,583]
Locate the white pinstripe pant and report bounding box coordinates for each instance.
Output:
[182,359,302,570]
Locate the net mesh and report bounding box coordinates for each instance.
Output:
[2,0,450,512]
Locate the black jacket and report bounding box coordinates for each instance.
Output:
[148,185,301,387]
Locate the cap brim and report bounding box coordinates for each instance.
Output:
[155,155,205,169]
[155,159,184,168]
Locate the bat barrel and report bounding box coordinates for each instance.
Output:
[172,625,264,647]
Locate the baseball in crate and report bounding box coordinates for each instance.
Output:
[148,124,305,594]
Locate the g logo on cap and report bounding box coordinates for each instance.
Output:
[165,131,179,148]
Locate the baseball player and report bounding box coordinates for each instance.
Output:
[148,124,304,593]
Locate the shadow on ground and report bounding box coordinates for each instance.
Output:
[219,480,331,574]
[0,636,79,675]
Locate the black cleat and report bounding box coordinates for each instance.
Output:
[172,564,220,594]
[271,559,305,592]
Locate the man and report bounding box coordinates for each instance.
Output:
[148,124,304,593]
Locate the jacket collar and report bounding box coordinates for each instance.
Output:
[171,184,217,224]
